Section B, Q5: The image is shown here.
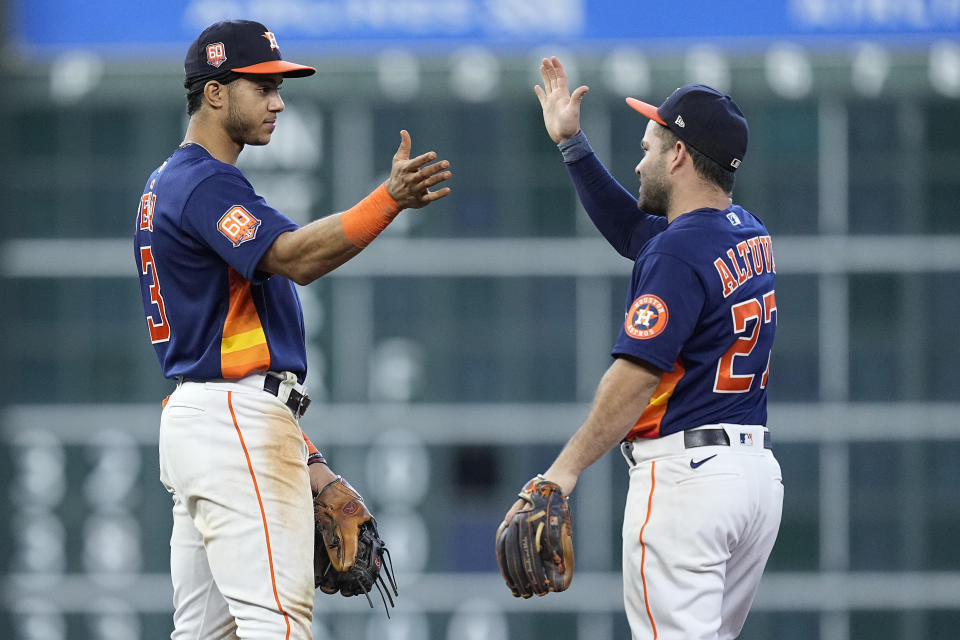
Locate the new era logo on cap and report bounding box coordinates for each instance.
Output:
[675,115,685,128]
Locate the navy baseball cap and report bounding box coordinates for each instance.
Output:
[185,20,315,88]
[626,84,748,172]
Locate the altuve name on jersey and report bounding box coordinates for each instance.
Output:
[713,235,775,298]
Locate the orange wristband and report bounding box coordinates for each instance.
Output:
[339,183,402,248]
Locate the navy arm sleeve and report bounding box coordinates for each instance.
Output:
[560,131,668,260]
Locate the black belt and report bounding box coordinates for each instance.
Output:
[683,429,771,449]
[622,428,771,466]
[683,428,771,449]
[263,373,311,418]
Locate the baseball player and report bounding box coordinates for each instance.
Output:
[499,57,783,639]
[134,20,450,638]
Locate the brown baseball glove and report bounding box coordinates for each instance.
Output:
[313,476,397,615]
[495,475,575,598]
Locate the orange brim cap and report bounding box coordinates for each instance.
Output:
[232,59,316,78]
[626,97,668,126]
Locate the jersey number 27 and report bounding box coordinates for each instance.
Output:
[714,290,775,393]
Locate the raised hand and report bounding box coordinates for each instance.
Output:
[385,130,452,210]
[533,57,590,144]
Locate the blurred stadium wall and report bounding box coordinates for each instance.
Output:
[2,1,960,639]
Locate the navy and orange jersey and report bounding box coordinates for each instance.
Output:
[562,132,776,439]
[613,206,776,438]
[134,143,307,382]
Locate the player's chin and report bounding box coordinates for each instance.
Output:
[246,131,274,146]
[638,192,667,217]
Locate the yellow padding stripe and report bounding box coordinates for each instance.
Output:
[647,390,672,408]
[222,327,267,354]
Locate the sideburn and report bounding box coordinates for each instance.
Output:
[224,84,247,146]
[225,101,243,142]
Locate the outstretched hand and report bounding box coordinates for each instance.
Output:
[385,130,452,210]
[534,56,589,144]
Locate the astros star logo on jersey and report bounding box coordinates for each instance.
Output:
[625,294,669,339]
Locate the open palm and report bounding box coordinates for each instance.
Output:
[534,56,590,144]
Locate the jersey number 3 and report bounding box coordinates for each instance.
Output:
[139,246,171,344]
[714,290,776,393]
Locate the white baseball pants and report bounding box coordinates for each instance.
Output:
[621,425,783,640]
[159,375,315,640]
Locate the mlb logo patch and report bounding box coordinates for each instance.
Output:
[206,42,227,68]
[740,433,754,446]
[218,205,261,247]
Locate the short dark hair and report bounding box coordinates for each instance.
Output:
[658,126,735,194]
[186,90,204,116]
[184,72,241,116]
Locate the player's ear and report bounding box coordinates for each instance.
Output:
[667,140,686,174]
[203,80,227,110]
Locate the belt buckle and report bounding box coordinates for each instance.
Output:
[292,391,305,418]
[621,441,637,466]
[273,371,298,404]
[291,389,311,419]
